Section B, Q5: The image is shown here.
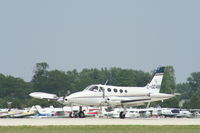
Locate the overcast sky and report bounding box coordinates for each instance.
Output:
[0,0,199,83]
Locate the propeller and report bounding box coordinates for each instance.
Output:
[101,80,109,99]
[57,90,71,104]
[100,87,105,99]
[100,86,111,105]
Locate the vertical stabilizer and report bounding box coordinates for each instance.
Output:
[146,67,165,93]
[34,105,43,114]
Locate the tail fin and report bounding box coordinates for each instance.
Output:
[34,105,43,114]
[146,66,165,93]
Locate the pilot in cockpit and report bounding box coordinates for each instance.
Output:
[84,85,99,92]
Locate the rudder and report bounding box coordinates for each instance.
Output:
[146,66,165,93]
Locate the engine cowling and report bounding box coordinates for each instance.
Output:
[100,97,121,106]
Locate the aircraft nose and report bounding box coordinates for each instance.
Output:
[29,93,34,97]
[68,92,81,98]
[64,92,82,102]
[65,96,73,102]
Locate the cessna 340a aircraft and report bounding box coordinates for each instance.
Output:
[30,66,177,118]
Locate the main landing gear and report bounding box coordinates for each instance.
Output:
[119,106,127,119]
[78,106,85,118]
[78,111,85,118]
[119,111,126,119]
[69,106,85,118]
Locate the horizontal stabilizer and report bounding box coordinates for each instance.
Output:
[174,93,181,96]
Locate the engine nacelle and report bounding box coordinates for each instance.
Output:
[100,97,121,106]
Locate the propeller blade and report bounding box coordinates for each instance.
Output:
[100,87,105,99]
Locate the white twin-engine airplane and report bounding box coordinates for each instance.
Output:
[30,66,176,118]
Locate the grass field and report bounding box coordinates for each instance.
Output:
[1,126,200,133]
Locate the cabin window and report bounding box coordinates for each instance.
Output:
[107,88,111,92]
[119,89,123,93]
[114,88,118,93]
[125,90,127,93]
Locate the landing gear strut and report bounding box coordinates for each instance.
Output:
[119,105,127,119]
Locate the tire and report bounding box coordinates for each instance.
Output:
[69,112,73,118]
[78,111,85,118]
[120,111,125,119]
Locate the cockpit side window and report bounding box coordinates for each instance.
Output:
[89,86,98,92]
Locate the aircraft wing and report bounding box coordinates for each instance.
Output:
[121,98,151,103]
[107,96,151,106]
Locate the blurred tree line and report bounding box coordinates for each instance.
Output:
[0,62,199,109]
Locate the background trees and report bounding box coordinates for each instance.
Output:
[0,74,32,108]
[0,62,199,109]
[157,66,179,108]
[181,72,200,109]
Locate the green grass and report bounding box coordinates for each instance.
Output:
[1,126,200,133]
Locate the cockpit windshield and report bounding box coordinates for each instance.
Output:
[84,85,99,92]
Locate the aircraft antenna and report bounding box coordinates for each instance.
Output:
[104,80,109,85]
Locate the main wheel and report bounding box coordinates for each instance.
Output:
[78,111,85,118]
[120,111,125,119]
[69,112,73,118]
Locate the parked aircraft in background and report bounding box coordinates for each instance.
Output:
[29,105,100,118]
[30,66,177,118]
[0,108,35,118]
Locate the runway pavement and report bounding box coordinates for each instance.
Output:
[0,118,200,126]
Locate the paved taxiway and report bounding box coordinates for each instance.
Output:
[0,118,200,126]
